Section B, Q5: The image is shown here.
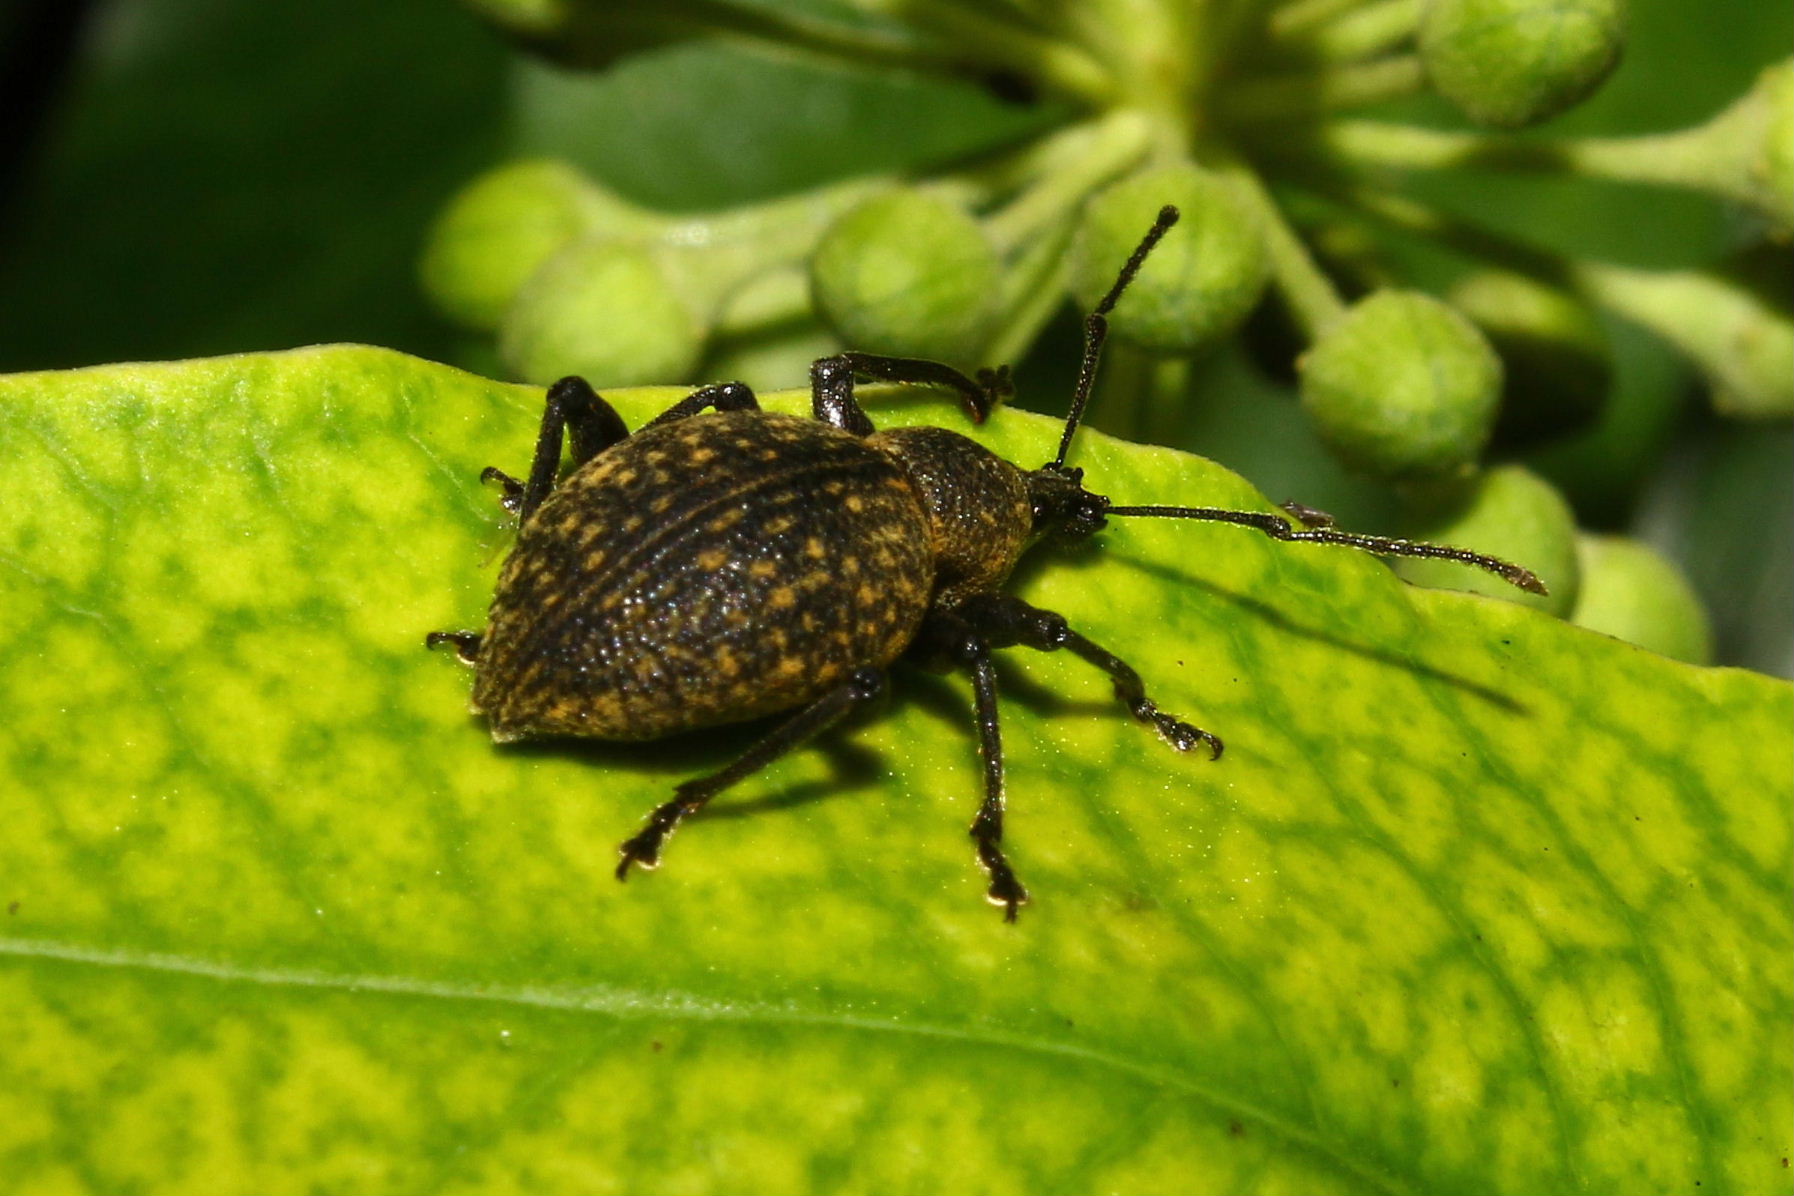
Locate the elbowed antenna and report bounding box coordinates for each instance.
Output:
[1104,503,1549,594]
[1048,204,1182,472]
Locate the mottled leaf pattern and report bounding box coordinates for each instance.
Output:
[1,348,1787,1195]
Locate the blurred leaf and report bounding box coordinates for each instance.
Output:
[0,0,509,371]
[510,41,1056,211]
[1,347,1787,1194]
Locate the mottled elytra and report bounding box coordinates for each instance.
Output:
[428,206,1544,921]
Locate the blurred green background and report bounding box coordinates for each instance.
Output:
[0,0,1787,675]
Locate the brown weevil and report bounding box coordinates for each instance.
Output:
[428,206,1544,920]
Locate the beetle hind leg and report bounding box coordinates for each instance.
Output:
[615,668,886,879]
[424,630,482,665]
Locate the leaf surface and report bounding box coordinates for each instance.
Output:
[0,347,1788,1195]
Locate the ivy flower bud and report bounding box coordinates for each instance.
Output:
[810,190,1002,365]
[1397,465,1580,614]
[500,238,703,386]
[1449,269,1610,445]
[1299,290,1500,478]
[421,160,641,331]
[1420,0,1627,129]
[1070,164,1268,354]
[1570,535,1713,664]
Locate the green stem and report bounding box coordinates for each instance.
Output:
[710,266,812,340]
[894,0,1117,105]
[984,219,1078,368]
[1571,262,1794,418]
[657,177,892,316]
[982,111,1156,252]
[1267,0,1386,38]
[1212,0,1293,60]
[1215,160,1350,339]
[1143,354,1194,446]
[638,0,971,79]
[1288,118,1772,210]
[1264,0,1419,63]
[1047,0,1204,133]
[668,177,886,250]
[1318,181,1566,280]
[1223,54,1426,122]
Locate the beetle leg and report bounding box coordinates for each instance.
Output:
[809,353,1010,435]
[478,467,524,513]
[910,611,1028,920]
[424,630,482,665]
[956,592,1223,759]
[965,639,1028,921]
[640,381,759,430]
[615,668,886,879]
[517,376,631,522]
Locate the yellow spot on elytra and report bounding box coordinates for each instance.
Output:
[769,586,796,610]
[708,509,745,532]
[765,515,794,535]
[697,549,727,571]
[857,584,877,605]
[805,537,826,559]
[748,561,777,579]
[845,495,865,513]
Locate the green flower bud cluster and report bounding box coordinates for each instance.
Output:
[423,0,1790,659]
[422,160,884,386]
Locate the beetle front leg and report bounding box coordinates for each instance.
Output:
[616,668,886,878]
[956,592,1222,759]
[809,353,1010,436]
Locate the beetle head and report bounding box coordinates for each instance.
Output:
[1025,462,1110,541]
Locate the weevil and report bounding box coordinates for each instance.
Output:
[428,206,1543,920]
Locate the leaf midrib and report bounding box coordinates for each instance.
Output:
[0,934,1413,1196]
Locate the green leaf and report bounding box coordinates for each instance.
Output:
[1,347,1788,1195]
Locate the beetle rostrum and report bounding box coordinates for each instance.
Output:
[428,205,1544,921]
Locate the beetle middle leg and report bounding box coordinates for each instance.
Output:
[911,611,1029,920]
[965,638,1028,921]
[615,668,887,879]
[810,353,1011,436]
[956,592,1223,759]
